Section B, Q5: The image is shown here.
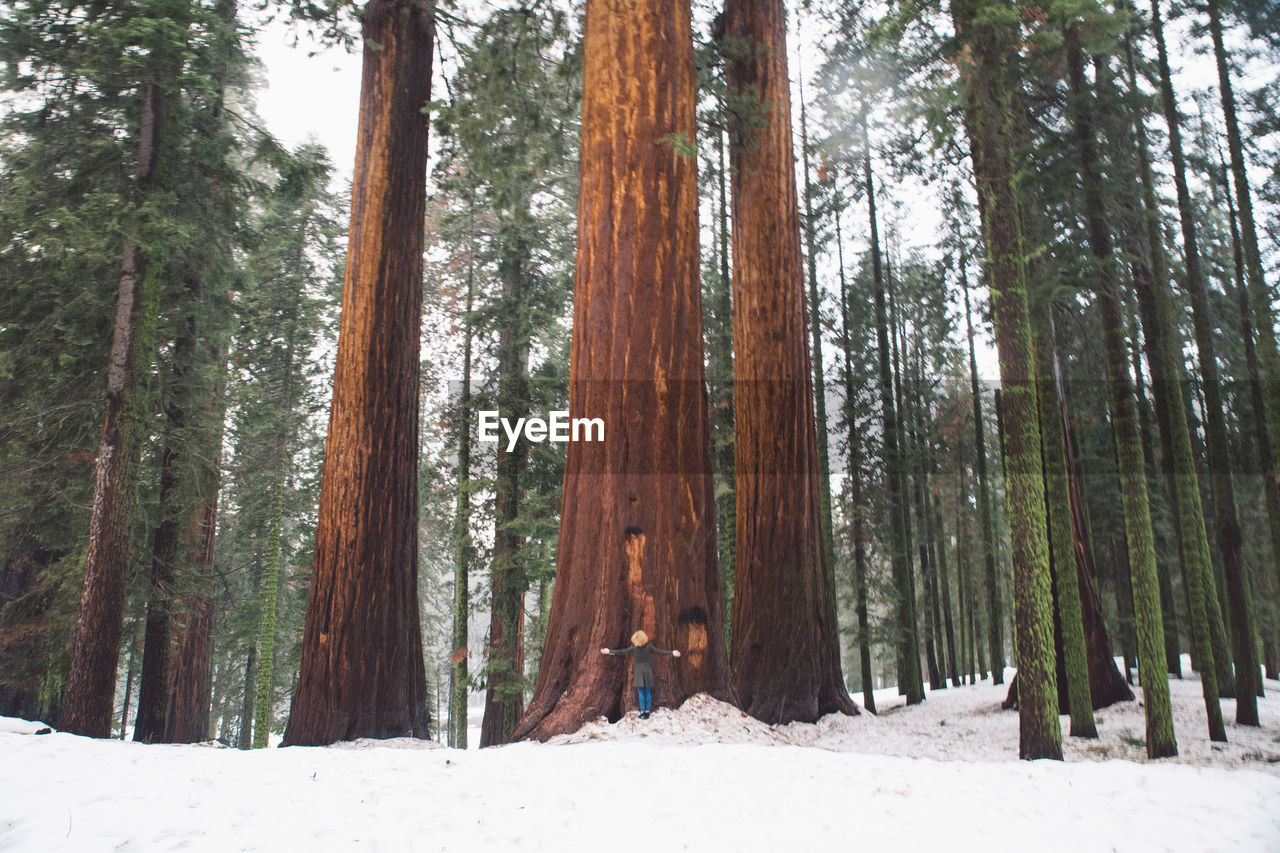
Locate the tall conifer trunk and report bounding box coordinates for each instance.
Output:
[961,258,1005,683]
[511,0,733,741]
[1207,0,1280,513]
[863,124,923,705]
[1062,23,1175,757]
[164,488,219,743]
[134,274,203,743]
[836,200,877,712]
[282,0,434,745]
[448,212,476,750]
[1032,302,1096,737]
[1148,0,1258,722]
[950,0,1061,759]
[62,76,170,739]
[798,68,836,579]
[481,249,531,747]
[723,0,856,723]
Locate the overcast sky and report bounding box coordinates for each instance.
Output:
[253,17,364,185]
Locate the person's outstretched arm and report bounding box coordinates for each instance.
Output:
[651,647,681,657]
[600,646,637,656]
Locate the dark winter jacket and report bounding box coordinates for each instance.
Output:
[605,642,675,688]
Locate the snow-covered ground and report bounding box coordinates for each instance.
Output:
[4,665,1278,852]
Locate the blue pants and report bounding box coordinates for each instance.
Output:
[636,686,652,713]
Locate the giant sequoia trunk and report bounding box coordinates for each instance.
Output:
[951,0,1061,760]
[282,0,434,746]
[723,0,856,724]
[62,79,169,738]
[510,0,733,741]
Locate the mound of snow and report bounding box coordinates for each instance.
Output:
[548,693,786,745]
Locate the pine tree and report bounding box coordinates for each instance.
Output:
[1149,0,1258,722]
[63,0,201,738]
[862,119,923,706]
[1060,19,1175,757]
[950,0,1061,760]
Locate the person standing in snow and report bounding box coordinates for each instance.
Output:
[600,630,681,719]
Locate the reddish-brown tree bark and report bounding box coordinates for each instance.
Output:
[281,0,434,746]
[511,0,733,742]
[723,0,856,724]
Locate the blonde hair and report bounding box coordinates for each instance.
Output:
[631,630,649,646]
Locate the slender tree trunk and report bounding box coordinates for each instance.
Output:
[1032,301,1097,737]
[133,298,194,742]
[909,353,944,690]
[251,470,286,748]
[283,0,434,745]
[1212,0,1280,676]
[1225,178,1280,681]
[62,78,169,739]
[164,356,225,743]
[511,0,733,741]
[1126,290,1183,677]
[481,250,531,747]
[913,412,943,692]
[1063,23,1175,757]
[951,0,1061,759]
[961,257,1005,683]
[1208,0,1280,516]
[119,625,139,738]
[710,111,736,645]
[1184,381,1237,693]
[798,66,836,581]
[449,215,476,750]
[237,645,256,750]
[934,492,961,688]
[836,200,876,713]
[1149,0,1258,723]
[887,256,926,687]
[723,0,856,723]
[863,121,923,705]
[164,512,216,743]
[1130,321,1184,677]
[956,456,977,685]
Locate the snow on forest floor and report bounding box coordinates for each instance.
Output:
[551,665,1280,774]
[3,665,1279,852]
